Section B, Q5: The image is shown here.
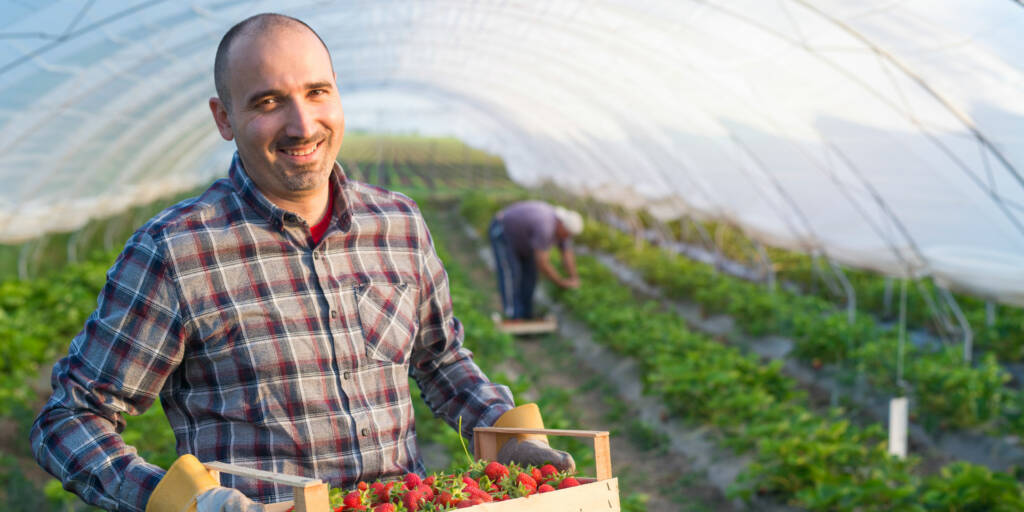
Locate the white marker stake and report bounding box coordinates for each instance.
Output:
[888,397,908,459]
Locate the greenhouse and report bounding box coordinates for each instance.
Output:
[2,1,1024,510]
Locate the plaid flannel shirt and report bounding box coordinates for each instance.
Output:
[30,153,514,512]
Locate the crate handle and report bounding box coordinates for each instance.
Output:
[472,427,613,481]
[202,461,329,512]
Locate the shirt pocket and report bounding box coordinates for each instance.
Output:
[354,282,418,365]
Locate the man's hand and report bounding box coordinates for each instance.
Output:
[561,277,580,289]
[497,438,576,473]
[196,487,265,512]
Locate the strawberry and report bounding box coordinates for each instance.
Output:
[530,468,543,482]
[456,498,484,508]
[370,482,392,503]
[539,464,558,480]
[417,483,434,501]
[423,475,435,487]
[343,491,362,509]
[404,472,421,490]
[402,490,424,512]
[484,461,509,482]
[372,504,395,512]
[466,487,493,502]
[334,506,344,512]
[436,491,454,506]
[558,477,580,489]
[538,484,555,493]
[517,473,537,491]
[462,475,479,488]
[357,482,369,491]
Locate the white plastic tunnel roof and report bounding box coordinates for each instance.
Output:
[2,1,1024,305]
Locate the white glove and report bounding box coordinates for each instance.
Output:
[196,487,265,512]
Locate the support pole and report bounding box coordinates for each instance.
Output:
[812,252,843,298]
[883,277,894,317]
[17,239,33,281]
[937,287,973,364]
[888,397,908,459]
[827,257,856,325]
[889,279,909,460]
[914,280,956,345]
[754,240,775,292]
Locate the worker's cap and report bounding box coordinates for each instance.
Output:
[553,206,584,236]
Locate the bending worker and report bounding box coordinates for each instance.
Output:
[31,13,572,512]
[489,201,584,320]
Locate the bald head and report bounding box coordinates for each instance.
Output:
[214,13,334,110]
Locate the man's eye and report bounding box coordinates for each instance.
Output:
[310,89,328,97]
[257,97,277,107]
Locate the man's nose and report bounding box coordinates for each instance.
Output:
[283,101,318,139]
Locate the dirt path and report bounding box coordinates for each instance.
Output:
[426,200,741,512]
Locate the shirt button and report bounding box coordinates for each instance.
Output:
[360,427,370,437]
[330,310,338,319]
[313,252,321,260]
[342,371,351,380]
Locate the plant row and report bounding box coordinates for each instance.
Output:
[575,219,1019,434]
[457,191,1018,434]
[641,212,1024,362]
[338,134,513,193]
[551,249,1024,510]
[0,252,115,415]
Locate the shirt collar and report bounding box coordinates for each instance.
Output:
[229,152,352,233]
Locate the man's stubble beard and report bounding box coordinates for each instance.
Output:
[276,157,333,192]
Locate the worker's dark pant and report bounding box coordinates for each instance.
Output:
[489,218,537,319]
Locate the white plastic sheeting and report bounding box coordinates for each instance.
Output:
[1,1,1023,304]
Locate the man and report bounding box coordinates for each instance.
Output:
[31,13,571,512]
[489,201,583,320]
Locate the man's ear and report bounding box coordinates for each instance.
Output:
[208,97,234,141]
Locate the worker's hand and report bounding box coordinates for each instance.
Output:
[561,277,580,289]
[196,487,265,512]
[497,438,576,473]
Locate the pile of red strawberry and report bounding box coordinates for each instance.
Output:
[321,459,583,511]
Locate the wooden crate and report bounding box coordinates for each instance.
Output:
[202,427,619,512]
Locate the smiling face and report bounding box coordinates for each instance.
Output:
[209,23,344,204]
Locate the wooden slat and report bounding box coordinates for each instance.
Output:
[474,427,608,438]
[294,482,329,512]
[475,429,500,462]
[203,462,323,488]
[464,478,620,511]
[592,434,613,481]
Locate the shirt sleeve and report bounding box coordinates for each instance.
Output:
[407,208,514,442]
[30,230,188,512]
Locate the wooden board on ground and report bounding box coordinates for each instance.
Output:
[491,312,558,335]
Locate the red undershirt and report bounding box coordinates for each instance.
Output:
[309,186,335,244]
